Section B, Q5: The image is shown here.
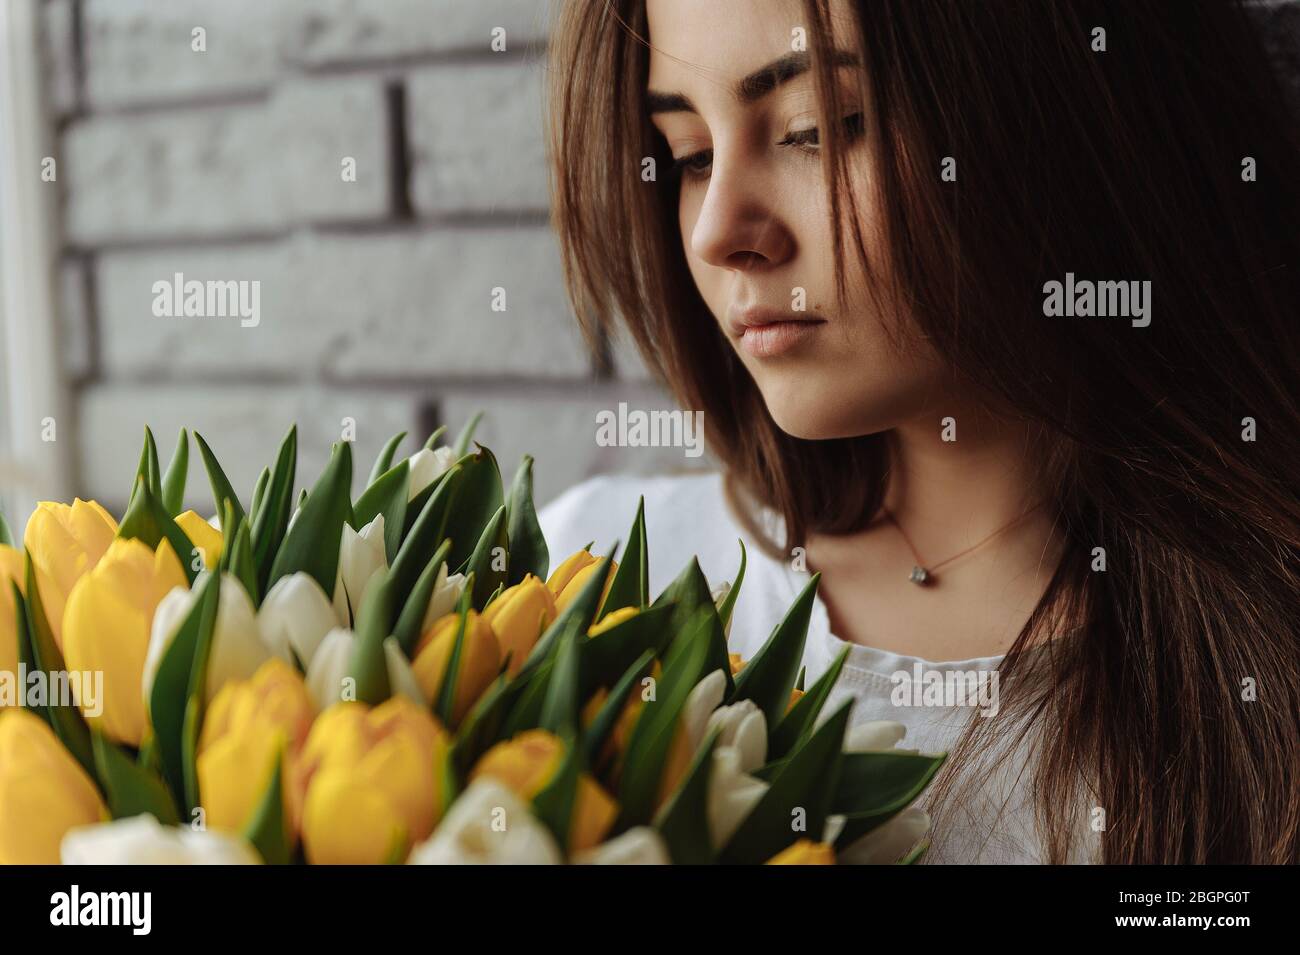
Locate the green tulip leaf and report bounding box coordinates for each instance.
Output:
[577,602,675,698]
[225,517,260,607]
[92,731,181,825]
[422,424,448,453]
[0,509,13,547]
[248,467,271,526]
[831,750,948,848]
[249,426,297,592]
[504,455,549,586]
[463,504,508,610]
[193,432,246,533]
[451,412,483,456]
[769,644,850,760]
[148,570,221,805]
[499,659,553,739]
[434,576,475,728]
[582,648,655,773]
[539,619,582,737]
[368,430,408,487]
[161,428,189,517]
[444,445,504,573]
[601,496,648,615]
[392,539,452,657]
[716,539,747,633]
[349,566,396,706]
[391,466,461,602]
[10,581,51,732]
[655,557,733,698]
[266,441,353,597]
[243,747,291,865]
[727,572,820,728]
[449,672,524,777]
[20,557,95,777]
[117,476,199,585]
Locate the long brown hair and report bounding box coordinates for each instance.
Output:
[547,0,1300,863]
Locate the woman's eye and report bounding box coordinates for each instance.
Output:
[670,149,714,179]
[779,112,866,150]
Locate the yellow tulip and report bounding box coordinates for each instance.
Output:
[545,549,598,597]
[471,728,618,853]
[175,511,223,570]
[412,610,501,723]
[729,652,746,675]
[198,658,313,839]
[580,659,662,776]
[0,708,108,863]
[61,537,186,746]
[588,605,637,637]
[23,499,118,650]
[0,545,25,705]
[482,574,556,677]
[552,555,619,616]
[766,839,836,865]
[298,698,448,864]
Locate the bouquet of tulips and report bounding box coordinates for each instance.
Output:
[0,416,945,865]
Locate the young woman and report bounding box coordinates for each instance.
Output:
[539,0,1300,863]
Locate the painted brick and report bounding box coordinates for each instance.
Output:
[64,76,390,244]
[93,228,592,379]
[407,61,549,214]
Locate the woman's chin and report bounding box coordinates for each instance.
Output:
[763,398,874,442]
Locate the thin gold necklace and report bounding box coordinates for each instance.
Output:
[881,500,1049,586]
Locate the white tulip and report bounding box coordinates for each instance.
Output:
[845,720,913,753]
[143,573,270,705]
[259,571,341,668]
[304,628,425,712]
[837,807,931,864]
[572,827,670,865]
[679,668,727,752]
[62,814,261,865]
[407,778,562,864]
[710,581,733,638]
[332,515,388,626]
[406,446,456,502]
[705,698,767,773]
[421,562,467,632]
[707,745,769,851]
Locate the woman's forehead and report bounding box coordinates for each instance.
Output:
[646,0,857,91]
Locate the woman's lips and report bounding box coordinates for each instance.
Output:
[734,316,827,358]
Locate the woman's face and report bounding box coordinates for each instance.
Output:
[646,0,948,440]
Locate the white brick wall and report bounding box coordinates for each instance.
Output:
[64,76,391,243]
[407,61,549,214]
[39,0,710,519]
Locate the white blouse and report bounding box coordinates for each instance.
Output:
[538,470,1098,864]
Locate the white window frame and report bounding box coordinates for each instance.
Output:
[0,0,71,532]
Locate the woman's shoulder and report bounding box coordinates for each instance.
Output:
[537,470,768,600]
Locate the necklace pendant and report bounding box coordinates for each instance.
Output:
[908,565,930,585]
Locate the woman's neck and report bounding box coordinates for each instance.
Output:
[804,399,1070,660]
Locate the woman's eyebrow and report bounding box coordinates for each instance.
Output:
[647,48,860,116]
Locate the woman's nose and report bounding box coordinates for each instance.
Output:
[688,154,795,271]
